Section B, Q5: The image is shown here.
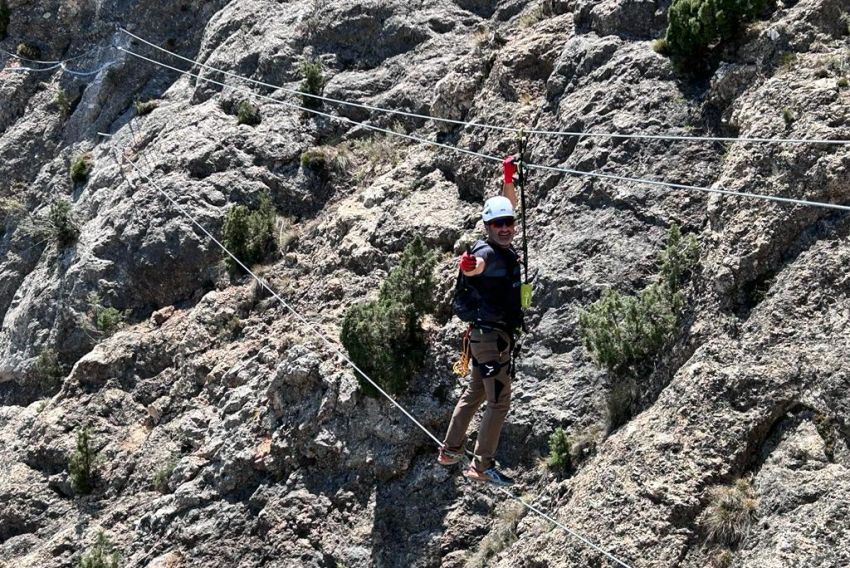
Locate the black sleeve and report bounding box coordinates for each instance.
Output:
[472,241,496,262]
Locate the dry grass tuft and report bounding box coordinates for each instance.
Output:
[702,478,758,546]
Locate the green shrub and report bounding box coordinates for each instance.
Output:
[16,42,40,60]
[300,145,353,177]
[33,348,64,391]
[79,531,119,568]
[0,1,9,41]
[545,427,571,473]
[300,58,324,110]
[341,301,415,395]
[664,0,767,61]
[838,77,849,89]
[652,38,671,55]
[54,88,71,116]
[782,107,795,126]
[69,426,96,495]
[88,293,128,336]
[153,458,177,494]
[300,147,329,172]
[70,153,93,184]
[134,99,158,116]
[96,307,126,335]
[49,199,80,247]
[236,100,261,126]
[341,236,437,396]
[659,223,699,290]
[702,478,758,545]
[221,192,276,274]
[579,224,699,376]
[379,236,437,323]
[579,283,681,376]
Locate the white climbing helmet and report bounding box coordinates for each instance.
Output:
[481,196,515,223]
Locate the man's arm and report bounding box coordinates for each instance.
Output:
[502,156,518,209]
[502,181,517,210]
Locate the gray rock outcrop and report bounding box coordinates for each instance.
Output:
[1,0,848,567]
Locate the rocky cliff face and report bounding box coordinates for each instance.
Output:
[1,0,848,567]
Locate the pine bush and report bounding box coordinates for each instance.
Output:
[221,193,277,274]
[659,224,699,290]
[153,458,177,494]
[96,307,126,335]
[88,293,127,336]
[579,224,699,376]
[237,100,261,126]
[49,199,80,247]
[664,0,767,61]
[546,427,571,473]
[69,426,95,495]
[70,153,93,184]
[79,532,119,568]
[341,236,437,396]
[379,236,436,328]
[33,348,64,391]
[54,88,71,116]
[300,58,324,110]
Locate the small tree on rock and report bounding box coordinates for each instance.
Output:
[49,199,80,248]
[69,425,96,495]
[300,58,324,110]
[663,0,768,63]
[221,192,277,274]
[79,531,119,568]
[341,236,437,396]
[545,427,571,474]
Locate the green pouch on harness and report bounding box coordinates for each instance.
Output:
[521,282,532,308]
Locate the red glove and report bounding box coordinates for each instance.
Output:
[502,155,518,184]
[459,252,477,272]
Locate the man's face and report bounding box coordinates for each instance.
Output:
[486,217,516,247]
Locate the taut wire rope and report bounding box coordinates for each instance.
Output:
[120,28,850,146]
[119,45,850,213]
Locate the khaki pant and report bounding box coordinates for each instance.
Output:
[443,327,513,471]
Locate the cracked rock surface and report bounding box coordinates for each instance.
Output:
[1,0,849,567]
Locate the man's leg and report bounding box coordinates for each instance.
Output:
[442,367,485,453]
[469,329,512,472]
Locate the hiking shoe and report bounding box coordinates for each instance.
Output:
[437,447,464,466]
[463,465,514,486]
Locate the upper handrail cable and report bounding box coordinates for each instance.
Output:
[120,27,850,146]
[118,46,850,213]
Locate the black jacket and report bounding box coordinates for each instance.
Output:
[453,239,523,330]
